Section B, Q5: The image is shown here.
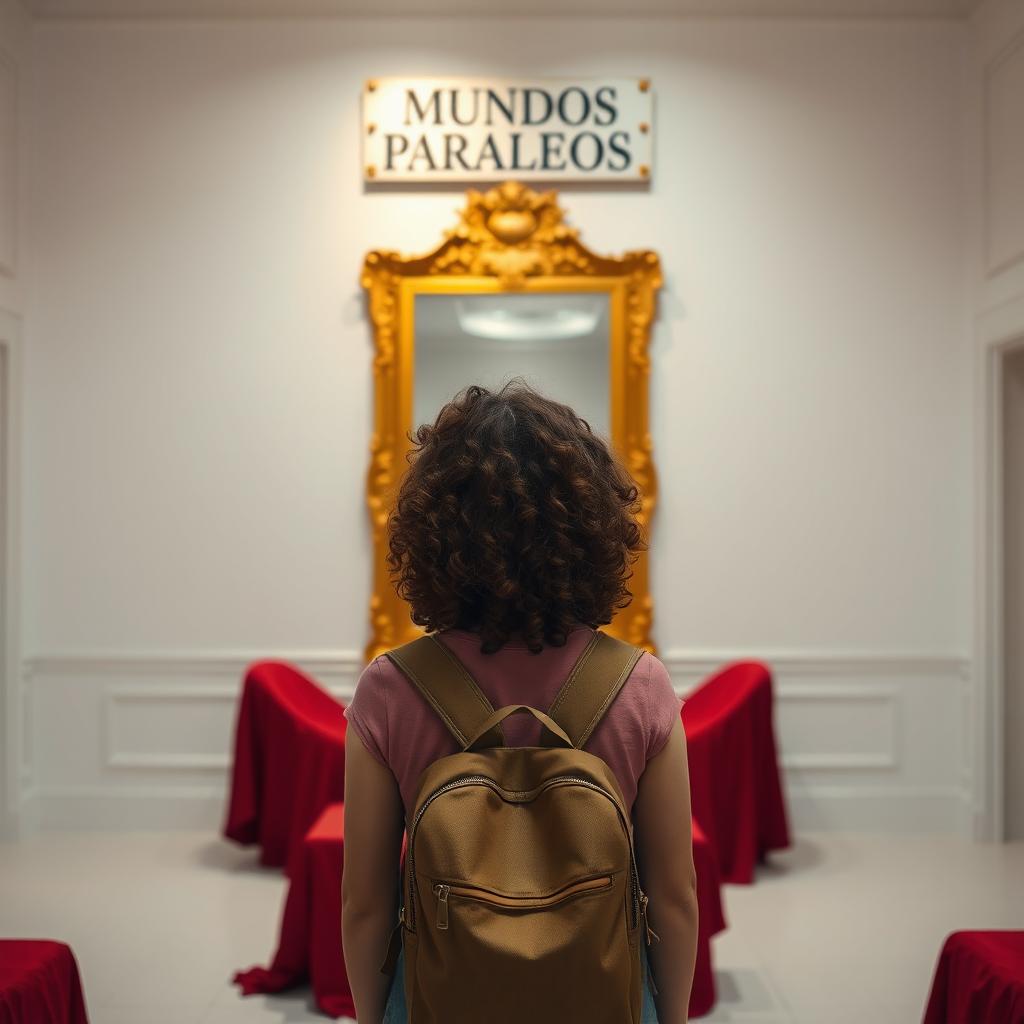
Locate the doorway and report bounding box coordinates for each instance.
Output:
[0,307,18,838]
[1004,344,1024,839]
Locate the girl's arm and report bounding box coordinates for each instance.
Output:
[342,731,405,1024]
[633,717,699,1024]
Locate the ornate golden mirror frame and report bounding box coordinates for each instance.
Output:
[361,181,662,662]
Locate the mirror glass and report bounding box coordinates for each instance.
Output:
[413,292,611,436]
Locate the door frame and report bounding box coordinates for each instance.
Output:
[975,294,1024,841]
[0,308,22,838]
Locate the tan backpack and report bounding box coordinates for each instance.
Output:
[380,629,657,1024]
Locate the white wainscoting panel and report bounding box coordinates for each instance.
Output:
[23,651,364,829]
[22,648,971,834]
[103,684,239,771]
[774,683,899,771]
[662,650,969,833]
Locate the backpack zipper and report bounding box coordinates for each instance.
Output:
[434,884,450,929]
[432,875,613,930]
[405,774,643,934]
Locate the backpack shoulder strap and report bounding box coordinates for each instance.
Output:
[547,630,645,748]
[384,634,503,748]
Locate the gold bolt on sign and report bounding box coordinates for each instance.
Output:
[638,78,650,92]
[366,164,377,179]
[639,122,649,134]
[366,79,378,92]
[367,122,377,134]
[639,165,650,178]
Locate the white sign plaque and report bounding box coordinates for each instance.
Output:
[362,77,653,184]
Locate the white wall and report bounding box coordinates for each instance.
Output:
[22,16,973,831]
[964,0,1024,839]
[966,0,1024,312]
[0,0,29,837]
[0,0,27,317]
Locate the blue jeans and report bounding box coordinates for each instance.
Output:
[382,939,660,1023]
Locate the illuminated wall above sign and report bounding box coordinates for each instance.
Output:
[362,77,653,184]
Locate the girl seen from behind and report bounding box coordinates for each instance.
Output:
[342,380,699,1023]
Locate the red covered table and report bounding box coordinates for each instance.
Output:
[234,803,726,1020]
[223,660,347,870]
[683,661,791,884]
[923,931,1024,1023]
[0,941,89,1024]
[234,803,355,1018]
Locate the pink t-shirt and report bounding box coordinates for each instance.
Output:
[344,625,684,818]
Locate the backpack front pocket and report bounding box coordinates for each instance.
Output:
[410,869,638,1023]
[431,874,613,930]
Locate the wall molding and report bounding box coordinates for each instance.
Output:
[25,784,972,835]
[24,647,970,683]
[21,646,971,833]
[102,684,239,771]
[770,683,899,771]
[660,650,968,679]
[784,785,971,833]
[26,649,366,679]
[24,784,226,831]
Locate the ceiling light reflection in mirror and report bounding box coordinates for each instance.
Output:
[413,292,611,436]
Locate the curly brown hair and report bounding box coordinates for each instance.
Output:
[385,379,647,654]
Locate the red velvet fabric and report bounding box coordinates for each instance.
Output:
[682,661,791,884]
[0,941,89,1024]
[689,817,728,1018]
[235,803,726,1019]
[223,660,347,870]
[233,803,355,1018]
[923,931,1024,1024]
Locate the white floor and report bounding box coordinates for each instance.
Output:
[1,830,1022,1024]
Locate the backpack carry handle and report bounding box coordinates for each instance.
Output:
[463,704,575,752]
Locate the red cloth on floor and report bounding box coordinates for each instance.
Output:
[235,804,725,1020]
[923,931,1024,1023]
[223,660,347,870]
[0,941,89,1024]
[689,817,728,1018]
[683,661,791,884]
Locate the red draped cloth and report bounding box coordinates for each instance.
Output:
[222,660,347,870]
[233,803,355,1018]
[235,804,726,1019]
[923,931,1024,1024]
[689,817,728,1018]
[0,941,89,1024]
[683,661,791,884]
